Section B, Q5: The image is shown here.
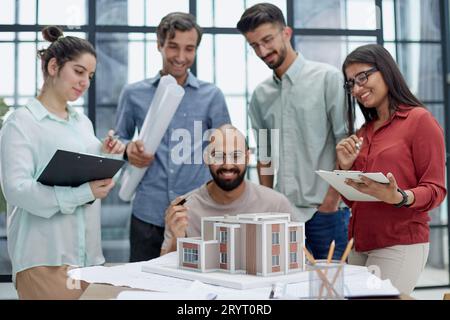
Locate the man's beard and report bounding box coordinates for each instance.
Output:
[264,44,287,70]
[210,167,247,192]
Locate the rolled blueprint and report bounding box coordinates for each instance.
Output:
[119,75,185,201]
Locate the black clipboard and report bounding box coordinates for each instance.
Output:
[37,149,125,187]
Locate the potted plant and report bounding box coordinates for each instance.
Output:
[0,98,9,213]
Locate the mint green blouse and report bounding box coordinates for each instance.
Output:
[0,98,107,282]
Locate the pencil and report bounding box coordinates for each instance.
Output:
[340,238,354,263]
[329,238,355,293]
[302,246,316,265]
[327,240,335,264]
[320,240,336,297]
[303,246,338,298]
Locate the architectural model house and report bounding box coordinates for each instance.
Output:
[177,213,305,277]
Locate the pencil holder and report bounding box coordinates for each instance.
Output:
[308,260,344,300]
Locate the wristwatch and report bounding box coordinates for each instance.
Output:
[394,188,408,207]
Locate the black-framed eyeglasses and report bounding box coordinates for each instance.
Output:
[209,150,246,164]
[343,67,378,94]
[249,29,283,52]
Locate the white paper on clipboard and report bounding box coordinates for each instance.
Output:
[315,170,390,201]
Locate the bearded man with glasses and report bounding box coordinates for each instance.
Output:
[160,124,294,255]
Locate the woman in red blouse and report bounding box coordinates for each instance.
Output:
[336,44,446,295]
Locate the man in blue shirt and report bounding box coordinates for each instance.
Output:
[115,12,231,262]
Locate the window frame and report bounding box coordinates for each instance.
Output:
[290,252,297,263]
[183,247,199,264]
[272,231,280,245]
[272,254,280,267]
[219,230,228,244]
[220,252,227,264]
[289,230,297,243]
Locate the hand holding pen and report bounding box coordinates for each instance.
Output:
[102,129,125,155]
[165,196,189,239]
[336,135,363,170]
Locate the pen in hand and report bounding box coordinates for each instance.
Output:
[103,130,119,149]
[101,130,126,155]
[107,134,119,147]
[355,137,363,151]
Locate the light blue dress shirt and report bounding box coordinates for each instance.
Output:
[0,98,106,282]
[115,72,231,227]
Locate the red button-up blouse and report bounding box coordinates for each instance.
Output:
[343,105,447,252]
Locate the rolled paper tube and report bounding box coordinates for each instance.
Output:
[119,76,185,201]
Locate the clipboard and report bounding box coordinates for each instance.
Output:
[315,170,389,201]
[37,150,125,187]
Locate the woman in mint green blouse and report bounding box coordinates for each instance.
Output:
[0,26,125,299]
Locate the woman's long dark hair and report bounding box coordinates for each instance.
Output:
[342,44,423,134]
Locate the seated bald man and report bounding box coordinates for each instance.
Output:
[160,124,293,255]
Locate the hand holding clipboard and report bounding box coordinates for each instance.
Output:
[37,150,125,201]
[316,170,389,201]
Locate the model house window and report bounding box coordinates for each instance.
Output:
[220,252,227,264]
[290,252,297,263]
[219,230,228,243]
[272,255,280,267]
[289,230,297,243]
[272,232,280,245]
[183,248,198,264]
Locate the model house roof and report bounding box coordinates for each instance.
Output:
[202,212,296,225]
